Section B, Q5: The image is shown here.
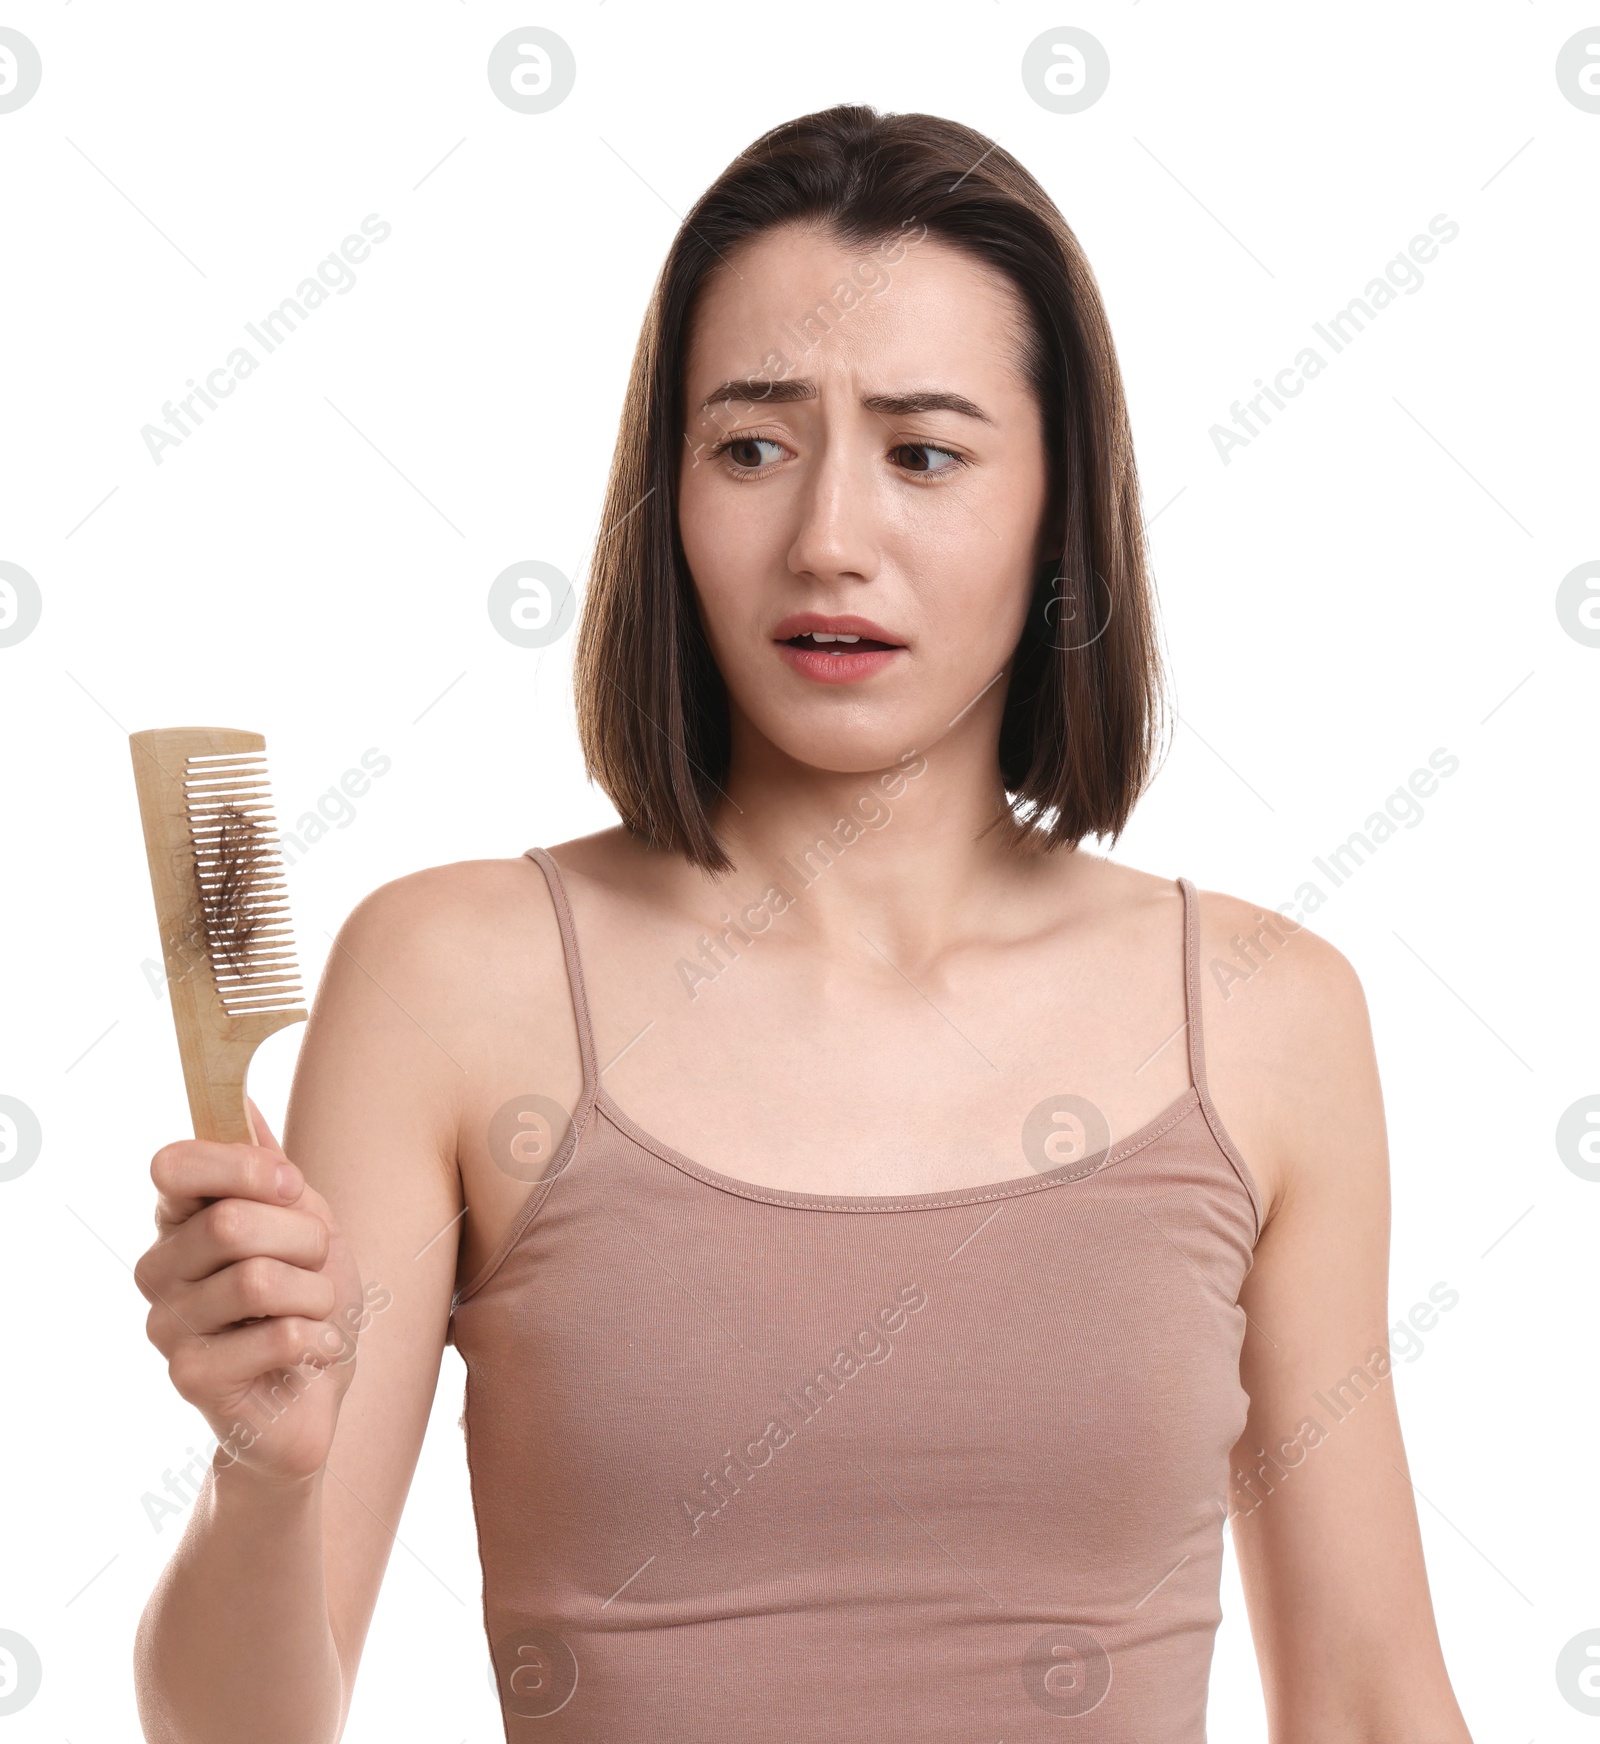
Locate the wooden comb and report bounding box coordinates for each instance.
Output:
[130,727,308,1146]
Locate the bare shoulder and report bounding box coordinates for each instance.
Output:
[540,821,680,906]
[1188,883,1368,1026]
[1186,882,1382,1231]
[322,822,679,1075]
[315,852,581,1116]
[340,853,557,957]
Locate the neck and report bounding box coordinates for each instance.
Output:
[697,700,1082,961]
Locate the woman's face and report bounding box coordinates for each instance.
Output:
[677,222,1054,778]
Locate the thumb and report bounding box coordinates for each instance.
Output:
[245,1095,286,1157]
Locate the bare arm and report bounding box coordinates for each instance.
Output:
[1202,892,1473,1741]
[133,868,473,1744]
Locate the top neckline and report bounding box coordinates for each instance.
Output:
[517,845,1263,1228]
[591,1078,1206,1212]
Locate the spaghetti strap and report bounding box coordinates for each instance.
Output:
[523,846,600,1114]
[1177,874,1264,1239]
[1177,876,1208,1099]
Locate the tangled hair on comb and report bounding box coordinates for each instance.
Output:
[204,804,270,975]
[177,747,303,1016]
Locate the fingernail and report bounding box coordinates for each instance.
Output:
[276,1162,300,1199]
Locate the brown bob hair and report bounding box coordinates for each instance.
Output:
[573,103,1167,874]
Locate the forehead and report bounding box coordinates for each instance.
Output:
[683,221,1034,399]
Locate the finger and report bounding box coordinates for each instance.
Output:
[245,1096,286,1158]
[173,1198,331,1283]
[151,1139,304,1228]
[150,1256,339,1345]
[166,1316,351,1405]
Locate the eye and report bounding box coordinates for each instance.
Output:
[713,436,787,472]
[889,442,965,476]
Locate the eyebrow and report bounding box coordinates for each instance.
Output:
[697,379,992,423]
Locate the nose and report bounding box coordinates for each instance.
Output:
[786,439,880,589]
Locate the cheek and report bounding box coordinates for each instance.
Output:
[676,469,727,602]
[921,558,1032,664]
[675,472,771,656]
[675,468,712,579]
[910,470,1046,643]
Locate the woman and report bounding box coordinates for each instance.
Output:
[133,106,1473,1741]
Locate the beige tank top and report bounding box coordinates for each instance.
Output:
[448,846,1263,1739]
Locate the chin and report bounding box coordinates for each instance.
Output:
[758,719,927,778]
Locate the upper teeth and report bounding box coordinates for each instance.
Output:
[807,632,860,643]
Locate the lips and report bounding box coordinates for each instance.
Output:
[771,612,906,651]
[771,612,906,686]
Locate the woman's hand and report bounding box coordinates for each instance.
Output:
[134,1096,370,1488]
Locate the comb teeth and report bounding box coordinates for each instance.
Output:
[184,752,305,1015]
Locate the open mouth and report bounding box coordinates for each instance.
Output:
[781,631,902,654]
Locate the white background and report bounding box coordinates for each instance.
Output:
[1,3,1596,1738]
